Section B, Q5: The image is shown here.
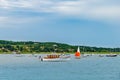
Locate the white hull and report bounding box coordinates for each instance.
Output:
[106,54,117,57]
[75,56,80,59]
[15,54,24,57]
[41,58,70,62]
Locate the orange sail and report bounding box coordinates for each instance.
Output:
[75,47,81,58]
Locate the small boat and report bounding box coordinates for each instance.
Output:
[40,54,70,62]
[12,51,24,57]
[106,54,117,57]
[99,55,104,57]
[75,47,81,59]
[15,54,24,57]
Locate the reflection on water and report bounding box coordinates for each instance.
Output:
[0,54,120,80]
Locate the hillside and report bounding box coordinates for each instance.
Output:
[0,40,119,54]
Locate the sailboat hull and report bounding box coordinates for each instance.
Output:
[75,56,80,59]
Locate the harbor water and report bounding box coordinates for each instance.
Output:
[0,54,120,80]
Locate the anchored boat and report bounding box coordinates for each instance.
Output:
[106,54,117,57]
[75,47,81,59]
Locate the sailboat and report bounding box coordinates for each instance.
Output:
[75,47,81,59]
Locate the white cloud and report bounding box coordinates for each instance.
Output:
[0,16,44,27]
[0,16,8,23]
[0,0,34,9]
[0,0,120,23]
[53,0,120,20]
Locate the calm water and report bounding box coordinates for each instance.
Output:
[0,54,120,80]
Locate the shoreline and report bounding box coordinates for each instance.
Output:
[0,52,120,54]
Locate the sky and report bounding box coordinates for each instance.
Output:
[0,0,120,47]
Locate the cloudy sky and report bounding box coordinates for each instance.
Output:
[0,0,120,47]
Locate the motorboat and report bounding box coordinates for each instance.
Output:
[40,54,70,62]
[106,54,117,57]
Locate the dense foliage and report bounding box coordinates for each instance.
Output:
[0,40,120,53]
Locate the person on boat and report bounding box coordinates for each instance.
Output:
[39,56,41,59]
[39,56,43,61]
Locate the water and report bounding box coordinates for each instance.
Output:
[0,54,120,80]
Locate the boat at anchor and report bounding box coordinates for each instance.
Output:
[75,47,81,59]
[106,54,117,57]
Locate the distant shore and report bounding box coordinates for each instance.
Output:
[0,40,120,54]
[0,52,120,54]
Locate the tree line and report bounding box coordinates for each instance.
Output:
[0,40,120,54]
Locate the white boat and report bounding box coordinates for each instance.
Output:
[99,54,104,57]
[12,51,24,57]
[40,54,70,62]
[106,54,117,57]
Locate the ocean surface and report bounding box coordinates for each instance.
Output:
[0,54,120,80]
